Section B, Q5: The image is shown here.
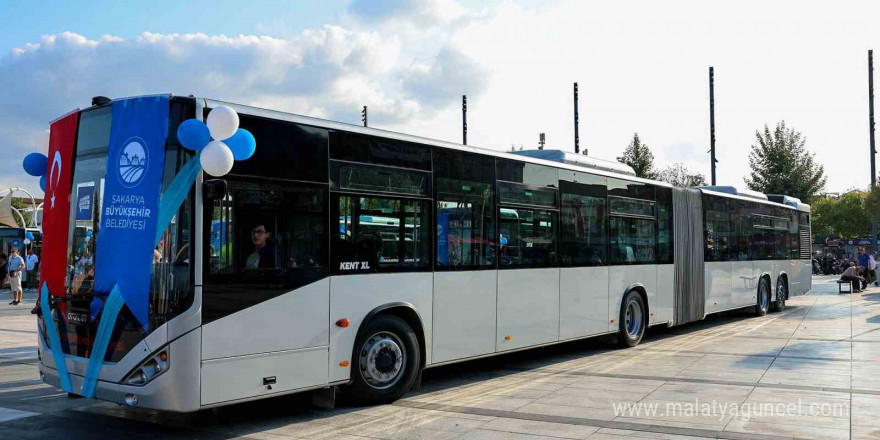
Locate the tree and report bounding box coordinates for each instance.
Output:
[657,163,707,187]
[811,191,871,238]
[864,183,880,232]
[617,133,657,179]
[744,121,826,203]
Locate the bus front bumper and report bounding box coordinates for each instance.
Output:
[38,329,202,413]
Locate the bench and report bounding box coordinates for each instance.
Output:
[837,280,852,294]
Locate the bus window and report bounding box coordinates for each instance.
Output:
[332,195,431,274]
[228,115,329,184]
[559,172,607,267]
[496,158,558,187]
[498,208,557,268]
[610,216,656,264]
[434,149,495,270]
[656,186,673,264]
[202,179,328,324]
[608,179,656,265]
[330,131,431,171]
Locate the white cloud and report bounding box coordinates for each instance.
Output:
[348,0,466,27]
[3,0,880,197]
[0,25,488,194]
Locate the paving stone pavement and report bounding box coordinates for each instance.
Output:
[0,277,878,439]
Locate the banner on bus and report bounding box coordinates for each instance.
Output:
[94,96,169,331]
[40,111,79,300]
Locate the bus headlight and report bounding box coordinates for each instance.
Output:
[124,350,168,386]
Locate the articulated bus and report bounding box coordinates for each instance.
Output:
[38,95,811,411]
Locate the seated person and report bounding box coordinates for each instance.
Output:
[245,224,276,269]
[840,263,864,293]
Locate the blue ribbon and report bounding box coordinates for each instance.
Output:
[40,283,72,393]
[155,151,201,245]
[80,285,125,397]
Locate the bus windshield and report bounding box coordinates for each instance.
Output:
[52,99,196,362]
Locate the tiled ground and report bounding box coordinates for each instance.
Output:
[1,276,879,439]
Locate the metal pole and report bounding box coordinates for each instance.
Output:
[462,95,467,145]
[709,67,717,185]
[870,50,876,186]
[362,106,368,127]
[870,51,878,249]
[574,82,580,154]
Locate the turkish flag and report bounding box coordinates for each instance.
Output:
[40,111,79,299]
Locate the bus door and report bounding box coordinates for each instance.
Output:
[200,176,330,405]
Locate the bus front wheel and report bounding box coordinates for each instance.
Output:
[348,314,420,405]
[618,291,646,347]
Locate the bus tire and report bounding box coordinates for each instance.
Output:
[772,278,787,312]
[618,291,646,347]
[348,314,420,405]
[755,277,770,316]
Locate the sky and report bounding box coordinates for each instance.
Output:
[1,0,878,197]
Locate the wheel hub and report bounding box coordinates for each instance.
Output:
[360,332,405,390]
[625,301,643,338]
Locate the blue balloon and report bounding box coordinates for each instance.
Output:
[225,128,256,161]
[25,232,34,241]
[39,175,46,192]
[23,152,48,177]
[500,236,508,246]
[86,230,93,238]
[177,119,211,151]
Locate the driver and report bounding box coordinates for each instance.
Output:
[245,224,275,269]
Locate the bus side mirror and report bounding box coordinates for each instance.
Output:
[204,179,227,200]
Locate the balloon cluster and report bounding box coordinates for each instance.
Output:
[24,231,34,245]
[176,105,256,176]
[22,131,51,192]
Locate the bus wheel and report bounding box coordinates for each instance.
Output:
[349,314,420,405]
[772,278,787,312]
[618,291,646,347]
[755,278,770,316]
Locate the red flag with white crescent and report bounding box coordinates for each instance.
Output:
[40,111,79,299]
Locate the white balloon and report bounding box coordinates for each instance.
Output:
[35,130,50,154]
[206,105,239,141]
[200,141,234,177]
[23,238,31,245]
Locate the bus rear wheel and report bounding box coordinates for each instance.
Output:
[772,278,787,312]
[755,278,770,316]
[618,291,646,347]
[348,314,420,405]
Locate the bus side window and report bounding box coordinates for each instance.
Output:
[331,195,431,275]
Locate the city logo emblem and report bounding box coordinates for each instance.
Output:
[117,137,149,188]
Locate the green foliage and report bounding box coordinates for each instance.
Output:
[811,191,871,238]
[744,121,826,203]
[617,133,658,179]
[864,184,880,223]
[9,198,35,228]
[657,162,707,187]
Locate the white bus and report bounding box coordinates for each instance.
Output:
[38,95,811,411]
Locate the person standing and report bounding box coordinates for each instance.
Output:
[858,247,872,289]
[26,248,39,291]
[7,247,25,305]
